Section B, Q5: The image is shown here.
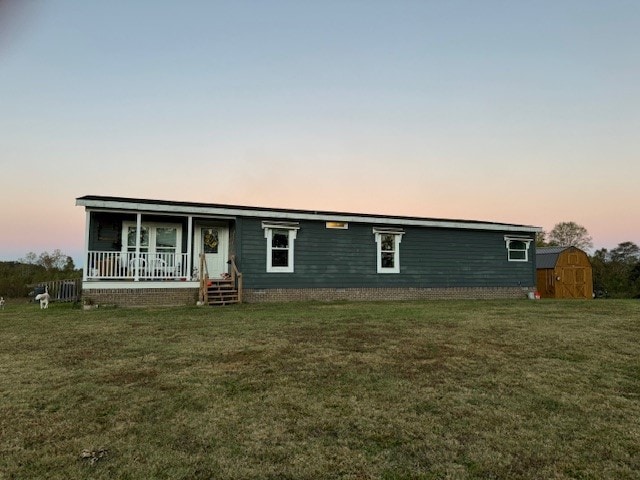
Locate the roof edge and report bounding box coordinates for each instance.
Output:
[76,195,542,233]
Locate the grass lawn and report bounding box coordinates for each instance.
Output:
[1,299,639,479]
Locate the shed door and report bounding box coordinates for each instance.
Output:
[559,267,587,298]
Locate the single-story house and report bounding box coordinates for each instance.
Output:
[536,246,593,299]
[76,195,541,306]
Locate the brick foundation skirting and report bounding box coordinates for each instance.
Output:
[82,286,534,307]
[243,286,534,303]
[83,288,199,307]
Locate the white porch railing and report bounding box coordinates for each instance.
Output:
[86,251,190,280]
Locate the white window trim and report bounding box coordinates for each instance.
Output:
[122,221,182,255]
[262,221,300,273]
[504,236,532,262]
[121,221,183,275]
[373,227,404,274]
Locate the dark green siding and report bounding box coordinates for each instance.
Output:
[236,218,535,289]
[86,212,535,289]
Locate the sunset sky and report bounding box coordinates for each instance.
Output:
[2,0,638,266]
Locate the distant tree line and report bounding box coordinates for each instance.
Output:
[538,222,640,298]
[590,242,640,298]
[0,250,81,298]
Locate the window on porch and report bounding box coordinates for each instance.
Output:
[122,222,182,277]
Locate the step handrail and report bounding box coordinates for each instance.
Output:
[229,255,243,304]
[199,253,209,304]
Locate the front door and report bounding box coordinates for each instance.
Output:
[195,225,229,279]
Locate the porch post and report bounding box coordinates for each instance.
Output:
[82,210,91,281]
[186,215,193,280]
[134,213,142,281]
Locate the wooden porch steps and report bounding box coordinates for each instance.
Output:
[206,279,239,306]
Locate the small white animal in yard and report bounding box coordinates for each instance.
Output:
[35,291,50,309]
[0,297,5,309]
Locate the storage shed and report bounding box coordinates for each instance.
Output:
[536,246,593,299]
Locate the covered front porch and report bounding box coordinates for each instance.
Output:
[82,209,235,283]
[76,196,248,306]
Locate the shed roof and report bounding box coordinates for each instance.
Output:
[537,246,569,255]
[536,246,584,269]
[76,195,541,234]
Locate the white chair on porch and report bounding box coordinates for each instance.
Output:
[152,257,179,278]
[129,257,146,277]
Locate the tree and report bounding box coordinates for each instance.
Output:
[20,249,74,271]
[19,252,38,265]
[590,242,640,298]
[591,248,611,297]
[548,222,593,251]
[536,231,548,247]
[63,256,76,272]
[609,242,640,298]
[609,241,640,264]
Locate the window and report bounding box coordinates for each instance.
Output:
[156,227,178,256]
[373,227,404,273]
[271,229,290,267]
[126,225,149,254]
[122,222,182,270]
[505,236,532,262]
[326,221,348,229]
[262,221,300,273]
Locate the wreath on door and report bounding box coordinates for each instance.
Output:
[203,230,219,252]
